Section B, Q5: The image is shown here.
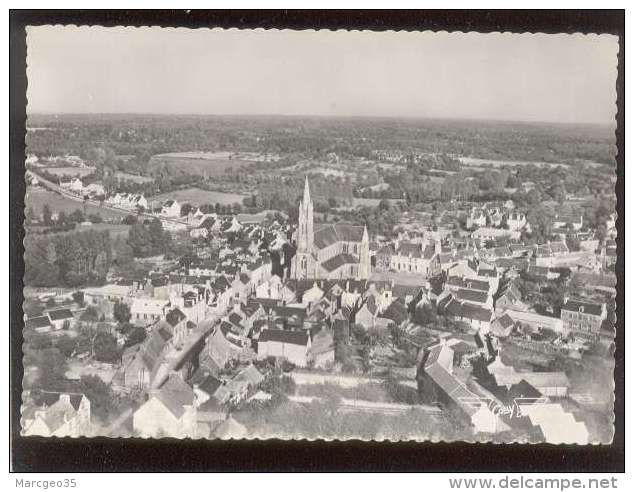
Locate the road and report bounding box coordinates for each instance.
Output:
[288,395,442,415]
[28,169,190,227]
[150,316,218,389]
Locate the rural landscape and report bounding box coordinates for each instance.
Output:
[19,27,618,444]
[21,113,617,442]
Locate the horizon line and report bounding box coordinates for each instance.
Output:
[25,111,616,127]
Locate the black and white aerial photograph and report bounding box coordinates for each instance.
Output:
[18,24,619,445]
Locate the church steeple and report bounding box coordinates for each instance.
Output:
[303,175,311,205]
[297,176,314,254]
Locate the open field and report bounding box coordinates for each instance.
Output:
[352,197,405,208]
[39,166,96,177]
[75,223,131,240]
[148,151,276,176]
[457,156,570,169]
[114,171,154,183]
[25,188,128,220]
[151,187,247,207]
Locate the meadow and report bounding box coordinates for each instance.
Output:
[148,151,253,176]
[25,188,128,220]
[39,166,96,178]
[151,187,247,207]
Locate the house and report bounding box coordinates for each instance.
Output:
[446,276,492,296]
[448,258,500,294]
[63,178,83,194]
[518,403,589,444]
[46,308,75,331]
[553,214,583,231]
[503,309,564,335]
[200,327,245,376]
[389,241,440,277]
[25,315,53,333]
[487,357,570,397]
[375,244,396,272]
[454,289,492,309]
[83,284,132,305]
[164,307,189,346]
[84,182,105,196]
[160,199,181,218]
[213,416,248,439]
[466,209,487,229]
[420,342,507,434]
[441,298,493,332]
[494,281,527,314]
[257,329,311,367]
[472,227,522,242]
[507,212,527,231]
[534,242,570,267]
[130,298,170,326]
[309,329,336,369]
[490,313,515,338]
[560,299,607,340]
[133,374,197,438]
[22,391,92,437]
[354,295,379,330]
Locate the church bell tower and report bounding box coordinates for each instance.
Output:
[291,177,314,279]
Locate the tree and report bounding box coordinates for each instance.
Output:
[56,335,78,358]
[180,203,194,217]
[124,326,147,347]
[92,332,122,363]
[414,303,437,326]
[113,301,131,325]
[72,291,85,306]
[77,375,117,422]
[42,204,52,226]
[80,305,99,322]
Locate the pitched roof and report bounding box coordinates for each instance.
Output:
[155,374,195,419]
[456,289,489,304]
[321,253,358,273]
[258,329,309,346]
[47,308,74,321]
[314,224,365,249]
[561,299,604,316]
[25,316,52,330]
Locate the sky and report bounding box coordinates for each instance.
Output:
[26,26,618,124]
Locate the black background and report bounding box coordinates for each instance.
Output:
[9,9,625,473]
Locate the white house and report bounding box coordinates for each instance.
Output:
[46,308,75,331]
[22,392,92,437]
[130,298,170,326]
[133,374,197,438]
[507,212,527,231]
[160,199,181,218]
[257,329,311,367]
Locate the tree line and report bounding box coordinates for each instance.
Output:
[24,229,112,287]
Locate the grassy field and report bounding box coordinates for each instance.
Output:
[148,151,253,176]
[39,166,96,177]
[352,197,405,208]
[75,223,131,240]
[151,187,247,207]
[25,188,128,220]
[114,171,153,183]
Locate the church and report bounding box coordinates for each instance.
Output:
[290,178,370,280]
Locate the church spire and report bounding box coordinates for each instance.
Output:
[303,176,311,205]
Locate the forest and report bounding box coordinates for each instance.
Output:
[24,229,112,287]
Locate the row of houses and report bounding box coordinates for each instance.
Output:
[419,340,589,442]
